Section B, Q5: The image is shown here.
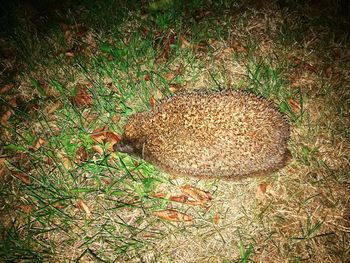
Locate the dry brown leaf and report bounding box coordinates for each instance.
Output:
[169,194,203,206]
[324,66,332,78]
[155,34,175,63]
[111,114,121,123]
[144,74,151,81]
[1,110,12,127]
[0,158,6,178]
[106,132,121,151]
[230,39,247,53]
[141,27,150,37]
[91,126,122,152]
[180,35,191,48]
[11,171,30,185]
[169,84,182,93]
[8,98,17,107]
[101,178,110,185]
[76,26,88,37]
[180,185,212,204]
[53,203,65,209]
[164,72,175,81]
[149,97,156,106]
[0,160,5,173]
[0,84,14,94]
[65,51,75,58]
[258,182,268,195]
[213,213,220,225]
[91,126,108,144]
[153,209,192,222]
[304,63,317,73]
[16,205,33,213]
[92,145,104,155]
[76,199,91,217]
[154,90,163,101]
[294,58,302,65]
[46,101,62,115]
[32,138,47,151]
[288,98,301,113]
[27,102,40,116]
[170,195,191,203]
[75,146,88,164]
[61,155,73,170]
[71,86,93,107]
[152,192,166,198]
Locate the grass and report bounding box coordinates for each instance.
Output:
[1,0,349,262]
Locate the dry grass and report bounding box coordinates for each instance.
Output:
[0,0,349,262]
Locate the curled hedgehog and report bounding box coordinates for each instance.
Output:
[114,90,291,179]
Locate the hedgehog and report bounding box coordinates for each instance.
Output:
[114,90,291,179]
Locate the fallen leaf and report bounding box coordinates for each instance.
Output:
[155,33,176,63]
[180,185,212,204]
[213,213,220,224]
[144,74,151,81]
[53,203,65,209]
[230,39,247,53]
[170,195,191,203]
[91,126,108,144]
[92,145,104,155]
[32,138,47,151]
[76,199,91,217]
[101,178,110,185]
[61,155,73,170]
[1,110,12,127]
[76,26,88,37]
[164,72,175,81]
[258,182,268,194]
[304,63,317,73]
[75,146,88,164]
[10,153,32,172]
[65,51,75,58]
[27,102,40,116]
[193,41,208,53]
[324,66,332,78]
[180,35,191,48]
[106,131,121,151]
[46,101,62,115]
[153,209,192,222]
[288,98,301,113]
[155,89,163,100]
[11,171,30,185]
[169,84,182,93]
[0,157,6,178]
[152,192,166,198]
[194,10,210,20]
[8,98,18,107]
[91,126,121,152]
[0,84,14,94]
[294,58,302,65]
[71,86,93,107]
[16,205,33,213]
[111,114,121,123]
[141,27,150,37]
[149,97,156,106]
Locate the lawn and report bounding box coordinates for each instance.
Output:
[0,0,349,262]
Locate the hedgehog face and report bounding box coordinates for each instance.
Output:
[113,138,144,157]
[114,114,146,157]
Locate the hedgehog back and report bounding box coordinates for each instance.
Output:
[123,91,290,179]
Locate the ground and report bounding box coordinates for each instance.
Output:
[0,0,349,262]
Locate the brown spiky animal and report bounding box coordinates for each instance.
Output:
[114,90,291,179]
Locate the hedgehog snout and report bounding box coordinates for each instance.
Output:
[113,139,135,154]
